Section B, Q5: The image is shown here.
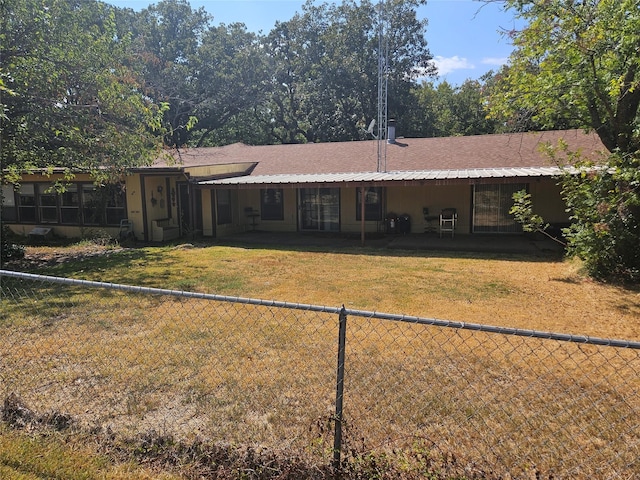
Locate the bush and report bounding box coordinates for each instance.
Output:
[561,153,640,283]
[1,223,25,263]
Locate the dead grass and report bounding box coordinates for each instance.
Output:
[2,242,640,478]
[20,242,639,340]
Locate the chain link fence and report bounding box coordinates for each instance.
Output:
[1,269,639,478]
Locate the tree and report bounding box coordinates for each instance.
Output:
[491,0,640,152]
[263,0,434,144]
[128,0,270,148]
[0,0,166,184]
[491,0,640,282]
[407,75,498,138]
[190,23,271,147]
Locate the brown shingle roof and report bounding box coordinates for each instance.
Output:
[154,129,606,176]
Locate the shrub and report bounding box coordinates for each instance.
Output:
[561,151,640,283]
[1,223,25,263]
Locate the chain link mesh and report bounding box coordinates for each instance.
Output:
[1,270,639,478]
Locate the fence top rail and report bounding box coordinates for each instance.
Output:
[2,269,640,350]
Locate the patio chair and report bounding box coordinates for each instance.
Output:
[118,219,135,242]
[423,207,439,233]
[245,207,260,231]
[439,208,457,238]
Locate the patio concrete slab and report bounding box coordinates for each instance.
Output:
[216,231,565,257]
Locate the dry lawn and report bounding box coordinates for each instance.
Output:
[2,242,640,478]
[20,242,637,340]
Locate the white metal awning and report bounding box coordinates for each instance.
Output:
[196,166,568,187]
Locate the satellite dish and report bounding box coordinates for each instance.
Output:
[366,119,376,134]
[366,119,376,138]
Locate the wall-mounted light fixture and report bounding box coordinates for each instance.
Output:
[171,188,176,207]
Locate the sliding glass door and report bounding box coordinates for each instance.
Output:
[299,188,340,232]
[473,183,525,233]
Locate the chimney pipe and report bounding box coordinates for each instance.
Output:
[387,118,396,144]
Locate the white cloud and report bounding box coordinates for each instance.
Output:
[432,55,475,76]
[481,57,509,67]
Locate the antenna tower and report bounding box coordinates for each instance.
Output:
[376,0,389,173]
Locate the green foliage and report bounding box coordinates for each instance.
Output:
[561,152,640,283]
[495,0,640,283]
[409,76,499,137]
[492,0,640,153]
[0,224,25,264]
[125,0,270,147]
[1,0,166,182]
[510,190,546,233]
[263,0,434,144]
[510,189,566,247]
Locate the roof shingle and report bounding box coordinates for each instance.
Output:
[154,129,606,177]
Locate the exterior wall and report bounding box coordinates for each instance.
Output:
[339,187,381,234]
[146,179,570,240]
[384,184,472,234]
[4,171,572,242]
[255,188,298,232]
[184,163,255,178]
[211,189,243,236]
[143,176,175,235]
[124,175,145,241]
[201,189,214,237]
[529,179,569,225]
[214,187,299,237]
[218,181,566,238]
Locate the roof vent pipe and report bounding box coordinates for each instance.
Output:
[387,118,396,144]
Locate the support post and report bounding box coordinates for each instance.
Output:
[332,306,348,475]
[360,186,366,246]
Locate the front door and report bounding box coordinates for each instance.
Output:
[299,188,340,232]
[177,183,202,237]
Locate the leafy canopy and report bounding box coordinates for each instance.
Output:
[1,0,167,184]
[492,0,640,153]
[493,0,640,282]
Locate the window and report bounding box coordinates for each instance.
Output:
[356,187,383,221]
[82,184,102,225]
[104,184,126,225]
[38,184,58,223]
[17,184,36,223]
[299,188,340,232]
[261,188,284,221]
[60,184,80,224]
[7,182,126,226]
[217,189,232,225]
[1,185,17,222]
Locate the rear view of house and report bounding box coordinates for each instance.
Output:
[2,129,606,243]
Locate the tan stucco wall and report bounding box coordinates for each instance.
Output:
[201,189,213,236]
[125,174,181,241]
[184,163,255,178]
[529,179,569,224]
[383,184,471,234]
[5,175,571,241]
[212,188,298,236]
[124,175,144,240]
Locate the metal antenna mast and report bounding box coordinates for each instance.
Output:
[376,0,389,173]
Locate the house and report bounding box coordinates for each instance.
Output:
[2,129,606,242]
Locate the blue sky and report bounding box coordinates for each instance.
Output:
[107,0,523,86]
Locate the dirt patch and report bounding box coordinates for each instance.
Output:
[3,245,127,270]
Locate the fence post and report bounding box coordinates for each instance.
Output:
[332,306,348,475]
